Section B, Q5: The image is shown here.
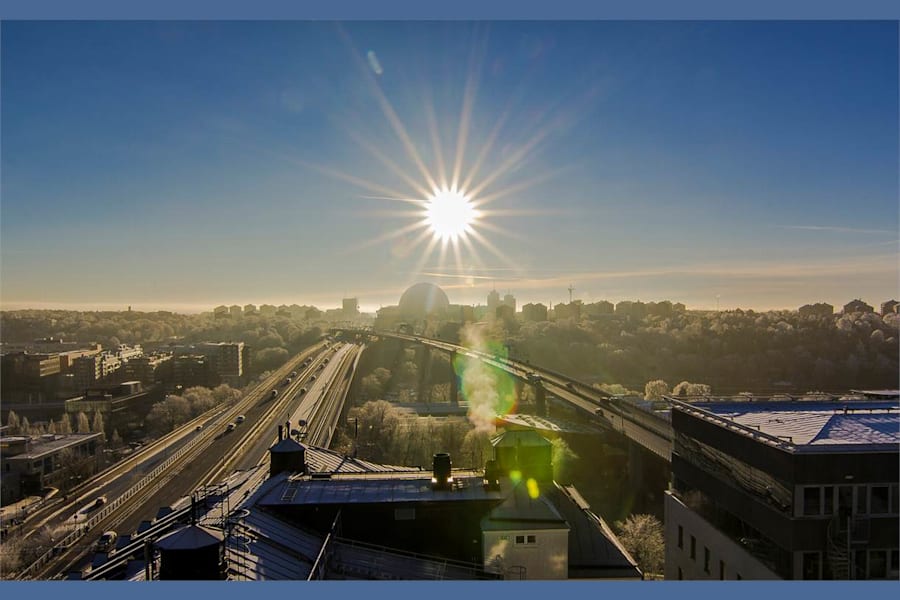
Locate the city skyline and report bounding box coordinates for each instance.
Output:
[2,21,897,313]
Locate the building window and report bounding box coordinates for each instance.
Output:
[514,535,536,545]
[719,560,725,580]
[703,547,710,574]
[838,485,854,515]
[891,484,899,514]
[889,550,899,578]
[853,550,868,579]
[856,486,869,515]
[677,525,683,549]
[690,536,696,560]
[823,486,834,514]
[870,485,889,514]
[802,552,821,580]
[869,550,888,579]
[677,567,683,580]
[803,486,821,516]
[736,573,742,580]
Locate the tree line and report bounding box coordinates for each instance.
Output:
[492,309,897,393]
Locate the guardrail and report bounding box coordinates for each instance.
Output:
[17,424,214,580]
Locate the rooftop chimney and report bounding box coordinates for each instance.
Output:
[432,453,452,490]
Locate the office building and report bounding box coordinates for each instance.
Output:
[522,303,548,322]
[0,432,105,503]
[664,397,899,580]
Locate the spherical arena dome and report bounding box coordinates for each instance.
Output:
[398,283,450,318]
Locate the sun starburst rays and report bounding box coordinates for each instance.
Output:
[309,27,573,289]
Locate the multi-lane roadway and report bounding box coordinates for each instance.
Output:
[16,340,361,580]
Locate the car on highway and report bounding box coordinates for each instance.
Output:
[299,387,307,394]
[236,415,246,424]
[195,424,203,432]
[310,375,317,381]
[290,371,297,378]
[70,495,107,522]
[226,423,237,433]
[284,377,292,385]
[271,389,278,398]
[566,382,576,391]
[94,531,117,553]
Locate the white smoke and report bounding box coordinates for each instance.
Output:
[459,324,503,433]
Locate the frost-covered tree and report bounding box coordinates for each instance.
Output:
[614,514,665,576]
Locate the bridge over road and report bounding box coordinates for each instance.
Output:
[333,329,673,462]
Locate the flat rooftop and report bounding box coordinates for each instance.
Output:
[259,472,502,507]
[686,400,899,451]
[2,432,104,461]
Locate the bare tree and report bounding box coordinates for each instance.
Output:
[58,414,73,434]
[614,514,665,576]
[6,409,20,433]
[75,412,91,434]
[0,535,24,576]
[91,410,105,438]
[672,381,711,396]
[643,380,670,401]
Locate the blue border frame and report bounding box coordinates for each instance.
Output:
[0,2,898,600]
[0,0,899,20]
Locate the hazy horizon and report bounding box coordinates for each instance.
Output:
[2,22,897,312]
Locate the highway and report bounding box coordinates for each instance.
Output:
[17,340,362,580]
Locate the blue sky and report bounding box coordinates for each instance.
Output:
[1,21,897,312]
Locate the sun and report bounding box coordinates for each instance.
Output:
[424,188,477,242]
